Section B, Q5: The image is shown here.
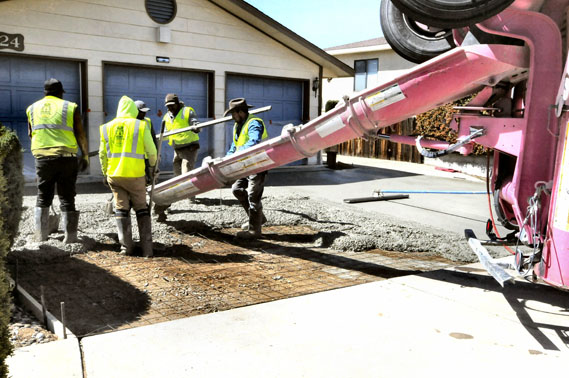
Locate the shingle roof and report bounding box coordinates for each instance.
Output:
[325,37,388,51]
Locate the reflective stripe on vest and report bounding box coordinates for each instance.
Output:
[102,119,146,177]
[164,106,199,146]
[27,97,78,151]
[233,115,268,151]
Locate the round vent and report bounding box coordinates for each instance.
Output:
[145,0,177,24]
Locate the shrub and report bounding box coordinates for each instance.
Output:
[324,100,339,112]
[414,95,486,155]
[0,123,24,378]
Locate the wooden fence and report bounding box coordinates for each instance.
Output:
[336,118,423,163]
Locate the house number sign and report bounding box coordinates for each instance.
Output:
[0,32,24,52]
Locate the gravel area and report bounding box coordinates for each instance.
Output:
[8,186,508,346]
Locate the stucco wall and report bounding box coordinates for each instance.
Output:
[322,48,415,111]
[0,0,321,171]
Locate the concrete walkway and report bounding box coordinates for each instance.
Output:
[8,157,568,377]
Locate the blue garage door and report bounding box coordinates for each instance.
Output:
[225,75,304,162]
[104,65,210,172]
[0,55,81,178]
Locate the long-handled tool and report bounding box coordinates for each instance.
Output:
[148,120,166,209]
[86,106,272,158]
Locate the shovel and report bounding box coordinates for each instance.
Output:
[104,194,114,215]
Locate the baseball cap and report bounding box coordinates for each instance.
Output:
[164,93,179,106]
[44,78,65,94]
[134,100,150,112]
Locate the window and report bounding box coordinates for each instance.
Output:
[145,0,177,24]
[354,59,378,92]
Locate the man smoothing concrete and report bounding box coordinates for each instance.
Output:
[154,93,200,221]
[26,78,89,243]
[225,98,269,239]
[99,96,157,257]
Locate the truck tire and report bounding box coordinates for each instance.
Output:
[380,0,455,64]
[391,0,515,29]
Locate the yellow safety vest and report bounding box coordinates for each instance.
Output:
[233,114,268,151]
[100,118,148,178]
[163,106,199,147]
[26,96,78,152]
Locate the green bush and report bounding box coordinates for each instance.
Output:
[324,100,339,112]
[0,123,24,378]
[415,95,486,155]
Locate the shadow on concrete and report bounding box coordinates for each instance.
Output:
[420,269,569,351]
[266,166,419,187]
[7,250,151,338]
[166,219,421,280]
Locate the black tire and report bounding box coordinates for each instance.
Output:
[493,189,518,231]
[380,0,455,64]
[391,0,515,29]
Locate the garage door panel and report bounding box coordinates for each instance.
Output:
[0,57,10,82]
[158,71,183,92]
[0,89,11,113]
[15,60,47,84]
[105,67,129,91]
[182,74,207,93]
[264,80,284,99]
[131,70,156,91]
[285,82,302,97]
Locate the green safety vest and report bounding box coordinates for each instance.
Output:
[233,114,268,151]
[26,96,78,152]
[100,118,148,177]
[163,106,199,147]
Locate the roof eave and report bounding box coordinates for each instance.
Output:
[208,0,354,78]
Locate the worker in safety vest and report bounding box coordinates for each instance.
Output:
[225,98,269,239]
[99,96,157,257]
[134,100,159,185]
[26,78,89,243]
[154,93,200,221]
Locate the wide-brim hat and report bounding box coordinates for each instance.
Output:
[224,98,253,117]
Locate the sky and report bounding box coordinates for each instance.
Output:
[244,0,383,49]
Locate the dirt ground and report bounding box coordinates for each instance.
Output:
[8,195,455,338]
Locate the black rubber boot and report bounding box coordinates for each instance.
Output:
[34,207,49,242]
[136,211,153,257]
[241,210,267,230]
[236,209,262,239]
[116,215,133,255]
[62,211,80,244]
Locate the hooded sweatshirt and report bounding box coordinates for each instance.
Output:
[99,96,157,177]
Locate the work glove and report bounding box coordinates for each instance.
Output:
[78,156,89,172]
[188,126,199,133]
[102,177,109,187]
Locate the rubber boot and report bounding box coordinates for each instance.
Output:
[34,207,49,242]
[62,211,80,244]
[154,205,168,222]
[241,210,267,230]
[236,209,262,239]
[116,216,133,255]
[136,212,153,257]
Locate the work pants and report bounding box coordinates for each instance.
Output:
[231,172,267,215]
[35,156,78,211]
[173,143,199,176]
[108,176,148,212]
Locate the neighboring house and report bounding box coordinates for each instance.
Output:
[0,0,353,178]
[322,37,415,111]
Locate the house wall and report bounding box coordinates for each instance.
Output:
[322,49,415,110]
[0,0,321,173]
